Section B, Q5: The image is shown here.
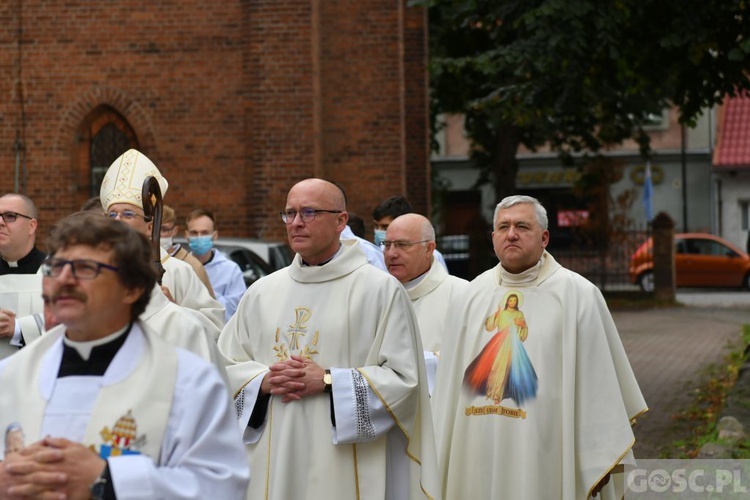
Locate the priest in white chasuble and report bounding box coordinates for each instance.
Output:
[219,178,440,500]
[384,213,469,395]
[0,193,46,358]
[432,195,647,500]
[0,212,248,499]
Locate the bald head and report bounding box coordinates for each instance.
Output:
[389,214,435,241]
[384,213,436,283]
[289,179,346,211]
[285,178,349,265]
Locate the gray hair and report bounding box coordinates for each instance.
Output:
[493,195,548,230]
[420,219,436,243]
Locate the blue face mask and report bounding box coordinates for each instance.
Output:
[374,229,386,247]
[189,235,214,256]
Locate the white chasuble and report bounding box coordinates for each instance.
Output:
[0,269,45,357]
[160,247,226,332]
[407,257,469,355]
[0,323,176,460]
[406,259,469,395]
[219,239,440,500]
[432,252,647,500]
[140,283,226,376]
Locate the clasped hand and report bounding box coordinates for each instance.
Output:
[261,355,326,403]
[0,437,105,500]
[0,310,16,340]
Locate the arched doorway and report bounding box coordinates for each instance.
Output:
[75,106,138,208]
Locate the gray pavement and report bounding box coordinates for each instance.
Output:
[612,294,750,458]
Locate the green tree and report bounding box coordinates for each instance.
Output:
[413,0,750,201]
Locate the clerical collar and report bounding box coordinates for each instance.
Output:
[301,243,342,267]
[57,323,132,378]
[403,270,429,290]
[0,246,46,274]
[500,254,545,285]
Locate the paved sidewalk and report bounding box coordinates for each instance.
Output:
[612,306,750,458]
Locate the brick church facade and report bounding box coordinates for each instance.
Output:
[0,1,429,242]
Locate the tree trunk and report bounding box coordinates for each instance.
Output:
[492,125,522,204]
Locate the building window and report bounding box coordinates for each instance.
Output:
[75,106,138,207]
[641,109,669,131]
[741,200,750,231]
[90,122,131,196]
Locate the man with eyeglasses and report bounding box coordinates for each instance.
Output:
[0,193,46,359]
[371,195,449,271]
[100,149,226,334]
[384,213,468,395]
[431,195,646,499]
[219,178,439,500]
[0,212,249,499]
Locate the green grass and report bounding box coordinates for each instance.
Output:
[666,326,750,458]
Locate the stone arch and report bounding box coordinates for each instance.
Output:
[53,86,158,208]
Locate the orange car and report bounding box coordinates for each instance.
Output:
[629,233,750,292]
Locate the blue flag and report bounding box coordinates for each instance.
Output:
[643,161,654,222]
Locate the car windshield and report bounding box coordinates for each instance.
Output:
[269,245,293,269]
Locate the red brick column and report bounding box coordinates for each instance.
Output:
[652,212,676,301]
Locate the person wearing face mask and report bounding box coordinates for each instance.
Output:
[186,209,246,322]
[160,205,215,299]
[331,184,386,271]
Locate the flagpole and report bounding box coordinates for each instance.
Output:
[643,160,654,225]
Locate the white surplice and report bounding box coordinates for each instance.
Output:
[0,322,249,499]
[0,269,44,358]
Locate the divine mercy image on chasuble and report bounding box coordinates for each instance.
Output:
[463,290,539,413]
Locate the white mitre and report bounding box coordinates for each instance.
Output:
[100,149,169,212]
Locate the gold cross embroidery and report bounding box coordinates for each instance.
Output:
[287,307,311,350]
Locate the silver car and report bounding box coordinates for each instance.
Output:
[175,237,293,287]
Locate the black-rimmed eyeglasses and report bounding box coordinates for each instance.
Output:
[280,208,343,224]
[0,212,33,223]
[382,240,430,250]
[42,258,120,280]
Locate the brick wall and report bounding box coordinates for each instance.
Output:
[0,1,428,244]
